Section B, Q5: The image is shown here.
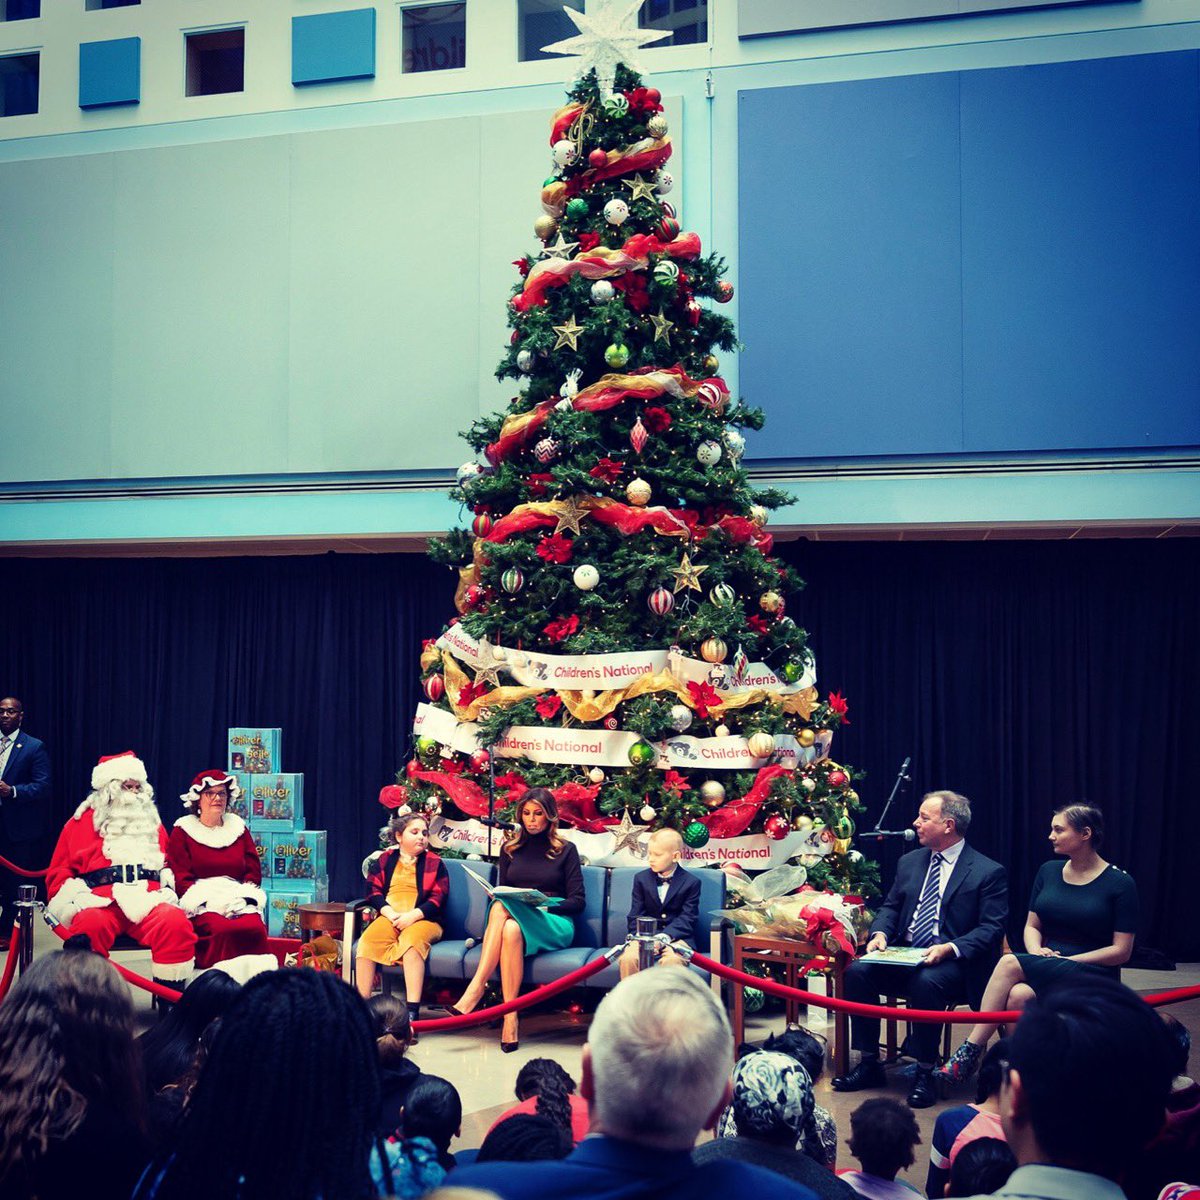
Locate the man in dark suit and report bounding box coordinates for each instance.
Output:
[0,696,52,945]
[448,969,818,1200]
[619,827,701,978]
[833,789,1008,1108]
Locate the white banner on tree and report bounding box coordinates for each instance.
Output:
[429,815,830,868]
[435,626,816,695]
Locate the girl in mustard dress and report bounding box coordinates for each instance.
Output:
[356,813,449,1025]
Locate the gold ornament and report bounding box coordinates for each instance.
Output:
[749,505,769,527]
[796,728,816,748]
[649,309,675,344]
[759,590,784,614]
[833,837,852,855]
[625,477,651,506]
[670,552,708,594]
[553,494,590,535]
[714,724,731,737]
[700,636,728,664]
[552,314,585,351]
[702,354,719,373]
[622,173,659,202]
[471,640,504,688]
[700,780,726,808]
[792,814,814,833]
[534,214,558,241]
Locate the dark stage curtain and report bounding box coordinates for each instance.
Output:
[7,538,1199,957]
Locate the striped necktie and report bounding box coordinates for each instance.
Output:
[909,852,945,947]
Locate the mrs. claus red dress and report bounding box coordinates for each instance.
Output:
[166,813,270,968]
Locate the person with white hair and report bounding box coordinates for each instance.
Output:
[447,969,820,1200]
[45,751,196,988]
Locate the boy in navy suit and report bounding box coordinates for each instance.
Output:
[619,828,701,979]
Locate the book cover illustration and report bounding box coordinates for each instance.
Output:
[251,828,272,879]
[269,830,327,880]
[248,773,304,832]
[227,728,282,775]
[265,881,329,937]
[228,771,253,820]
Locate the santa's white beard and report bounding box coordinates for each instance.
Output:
[90,781,165,868]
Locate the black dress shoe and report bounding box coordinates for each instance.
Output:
[439,1004,465,1018]
[907,1066,939,1108]
[832,1058,887,1092]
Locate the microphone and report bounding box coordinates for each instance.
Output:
[862,828,917,842]
[463,937,478,949]
[899,756,911,777]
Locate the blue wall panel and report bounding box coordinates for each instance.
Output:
[738,52,1200,462]
[739,75,964,459]
[961,52,1200,452]
[78,37,140,110]
[292,8,376,86]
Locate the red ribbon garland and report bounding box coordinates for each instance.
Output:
[702,765,789,837]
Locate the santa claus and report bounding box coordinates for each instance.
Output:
[46,751,196,985]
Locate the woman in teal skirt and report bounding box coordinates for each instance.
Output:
[445,788,585,1051]
[938,803,1138,1084]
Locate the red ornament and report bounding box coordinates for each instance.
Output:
[660,201,676,219]
[510,330,520,344]
[604,716,619,730]
[764,814,789,841]
[684,300,702,327]
[379,784,409,809]
[472,513,493,537]
[588,148,607,168]
[423,674,445,702]
[715,280,735,303]
[826,769,848,788]
[469,749,491,773]
[629,417,649,454]
[645,87,661,106]
[464,584,486,609]
[656,215,680,241]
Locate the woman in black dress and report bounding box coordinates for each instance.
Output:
[937,803,1138,1084]
[444,788,584,1051]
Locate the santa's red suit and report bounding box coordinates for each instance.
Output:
[45,752,196,982]
[167,803,269,969]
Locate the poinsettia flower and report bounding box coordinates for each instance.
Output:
[537,533,574,564]
[827,691,851,725]
[614,272,650,313]
[577,231,601,252]
[438,757,464,776]
[457,680,491,707]
[421,638,437,650]
[544,614,580,644]
[747,614,771,635]
[642,406,672,433]
[626,87,662,114]
[528,472,554,497]
[686,681,722,719]
[662,769,691,794]
[536,693,564,719]
[512,257,531,278]
[589,457,623,483]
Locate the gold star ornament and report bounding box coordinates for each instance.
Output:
[671,552,708,594]
[552,314,585,351]
[471,640,505,688]
[610,807,648,858]
[622,173,659,203]
[649,309,674,344]
[553,495,590,536]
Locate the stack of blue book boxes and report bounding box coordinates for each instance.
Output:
[227,728,328,938]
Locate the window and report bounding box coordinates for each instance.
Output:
[185,28,244,96]
[519,0,583,62]
[0,51,38,116]
[1,0,40,21]
[85,0,140,10]
[640,0,707,46]
[402,3,465,74]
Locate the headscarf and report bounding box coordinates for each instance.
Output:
[730,1050,815,1141]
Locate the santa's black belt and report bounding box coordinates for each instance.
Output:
[82,865,161,886]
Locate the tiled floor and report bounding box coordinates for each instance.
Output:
[6,918,1196,1189]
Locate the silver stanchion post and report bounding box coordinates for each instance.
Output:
[635,916,659,972]
[16,882,39,975]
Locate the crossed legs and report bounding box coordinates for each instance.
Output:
[453,902,525,1045]
[938,954,1035,1082]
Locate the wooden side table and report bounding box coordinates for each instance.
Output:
[731,932,851,1076]
[299,902,347,942]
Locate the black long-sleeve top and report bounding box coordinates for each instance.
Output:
[499,832,585,916]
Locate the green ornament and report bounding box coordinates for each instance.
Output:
[627,740,656,767]
[782,661,803,683]
[603,93,630,118]
[544,175,560,186]
[709,582,736,607]
[743,986,766,1014]
[833,813,855,840]
[605,342,630,368]
[566,197,589,219]
[683,820,710,849]
[415,736,440,762]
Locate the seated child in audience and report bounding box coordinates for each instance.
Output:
[476,1115,572,1164]
[370,994,425,1138]
[926,1039,1009,1198]
[488,1058,590,1145]
[840,1098,923,1200]
[946,1138,1016,1197]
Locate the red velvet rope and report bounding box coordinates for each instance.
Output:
[49,922,184,1003]
[0,924,22,1001]
[0,852,47,878]
[691,953,1200,1020]
[412,950,612,1032]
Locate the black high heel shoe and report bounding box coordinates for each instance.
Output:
[501,1015,519,1052]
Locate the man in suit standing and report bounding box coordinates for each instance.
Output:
[0,696,52,946]
[448,969,819,1200]
[833,790,1008,1108]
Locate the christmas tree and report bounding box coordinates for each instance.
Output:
[398,1,878,901]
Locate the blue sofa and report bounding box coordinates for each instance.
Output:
[346,857,728,999]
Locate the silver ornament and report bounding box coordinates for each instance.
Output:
[516,349,534,373]
[723,428,746,460]
[669,704,693,732]
[696,440,722,467]
[591,279,615,303]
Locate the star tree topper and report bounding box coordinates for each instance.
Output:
[540,0,670,98]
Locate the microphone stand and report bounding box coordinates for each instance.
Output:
[871,755,912,835]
